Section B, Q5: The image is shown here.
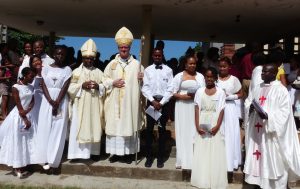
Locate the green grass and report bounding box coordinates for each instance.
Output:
[0,185,80,189]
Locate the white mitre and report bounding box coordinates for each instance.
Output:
[81,38,97,57]
[115,27,134,46]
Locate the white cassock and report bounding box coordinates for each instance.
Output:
[172,72,204,169]
[67,64,105,159]
[244,80,300,189]
[103,54,143,156]
[217,75,242,172]
[34,65,72,168]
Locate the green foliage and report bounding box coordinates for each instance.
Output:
[194,42,202,53]
[7,28,62,54]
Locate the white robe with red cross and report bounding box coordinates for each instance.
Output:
[244,80,300,187]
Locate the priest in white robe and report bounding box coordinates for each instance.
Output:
[103,27,143,163]
[67,39,105,160]
[244,63,300,189]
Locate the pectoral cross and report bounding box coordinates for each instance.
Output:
[259,96,266,106]
[255,123,263,133]
[52,78,57,85]
[253,150,261,160]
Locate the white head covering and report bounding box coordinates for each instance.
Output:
[81,39,97,57]
[115,27,134,46]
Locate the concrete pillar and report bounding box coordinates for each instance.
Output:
[141,5,152,67]
[49,31,56,57]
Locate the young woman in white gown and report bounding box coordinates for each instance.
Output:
[191,67,228,189]
[0,67,35,178]
[173,55,204,169]
[35,46,72,170]
[217,57,242,173]
[29,55,43,128]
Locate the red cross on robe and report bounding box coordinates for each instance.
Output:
[253,150,261,160]
[259,96,267,106]
[255,123,263,133]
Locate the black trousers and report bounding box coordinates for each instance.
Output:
[145,101,168,160]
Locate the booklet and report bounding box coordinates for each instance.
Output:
[200,123,212,133]
[145,105,162,121]
[252,99,268,117]
[19,124,30,134]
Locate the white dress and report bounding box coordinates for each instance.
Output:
[34,65,72,168]
[191,87,228,189]
[0,84,35,168]
[174,80,201,169]
[172,72,205,169]
[217,75,242,172]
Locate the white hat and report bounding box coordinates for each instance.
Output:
[81,39,97,57]
[115,27,134,46]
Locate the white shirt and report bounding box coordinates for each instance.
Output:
[142,64,173,105]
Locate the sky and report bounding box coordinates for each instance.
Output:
[57,36,198,61]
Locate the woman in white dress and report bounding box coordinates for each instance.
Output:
[173,55,204,169]
[217,57,242,174]
[35,46,72,170]
[0,67,35,178]
[191,67,227,189]
[29,55,43,128]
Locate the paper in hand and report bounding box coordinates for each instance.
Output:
[145,105,162,121]
[252,99,267,117]
[19,125,30,134]
[200,124,212,132]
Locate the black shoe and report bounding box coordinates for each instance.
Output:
[144,158,153,168]
[90,155,101,162]
[120,155,133,164]
[109,155,120,163]
[157,158,164,168]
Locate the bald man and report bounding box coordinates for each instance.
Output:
[244,64,300,188]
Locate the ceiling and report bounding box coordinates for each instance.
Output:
[0,0,300,43]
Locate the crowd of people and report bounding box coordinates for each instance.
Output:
[0,26,300,189]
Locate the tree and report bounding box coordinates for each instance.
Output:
[194,42,202,53]
[7,27,62,54]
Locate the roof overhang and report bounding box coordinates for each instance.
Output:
[1,0,300,43]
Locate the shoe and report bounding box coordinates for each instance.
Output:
[15,170,22,179]
[144,158,153,168]
[109,155,120,163]
[175,165,181,169]
[43,164,50,170]
[90,155,101,162]
[120,155,132,164]
[157,158,164,168]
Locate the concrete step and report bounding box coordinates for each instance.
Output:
[0,170,291,189]
[1,156,299,187]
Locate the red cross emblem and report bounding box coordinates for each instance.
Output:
[255,123,263,133]
[253,150,261,160]
[259,96,267,105]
